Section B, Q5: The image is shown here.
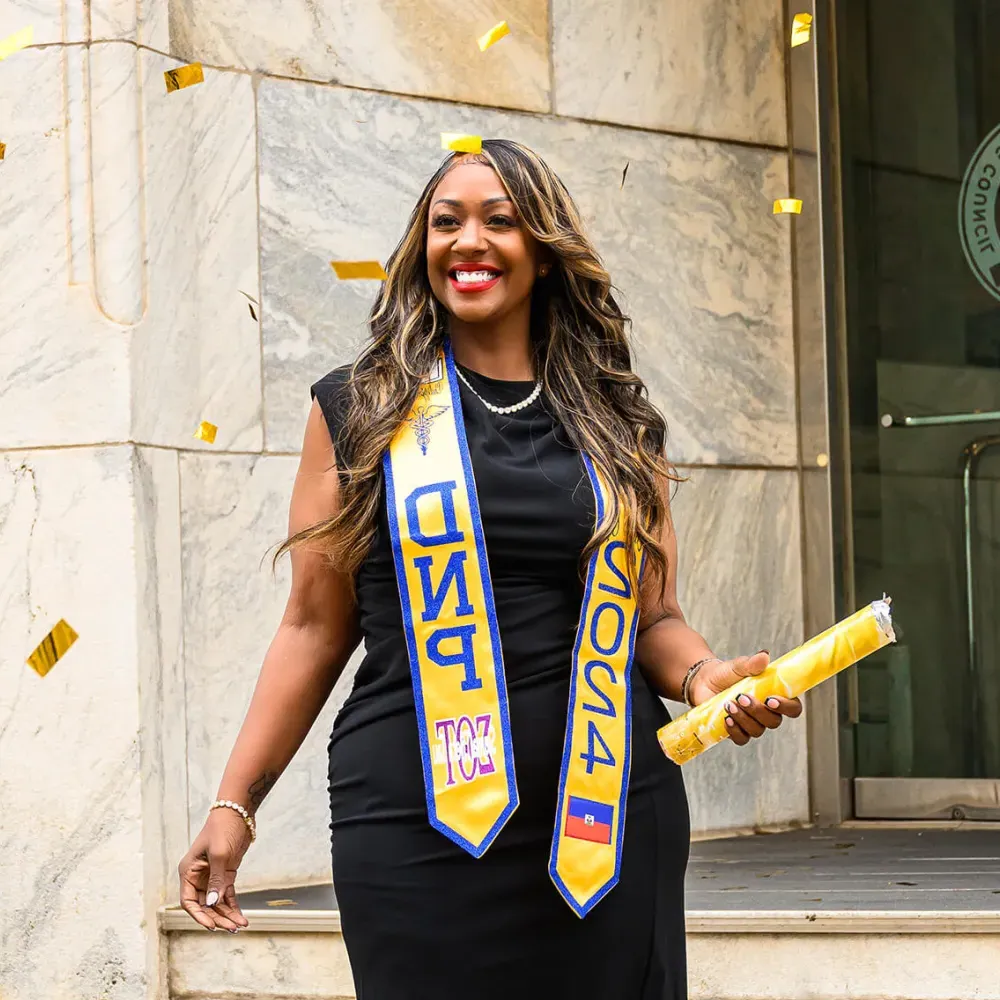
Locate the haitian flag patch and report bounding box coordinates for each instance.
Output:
[564,795,613,845]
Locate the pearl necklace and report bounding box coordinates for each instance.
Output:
[456,366,543,415]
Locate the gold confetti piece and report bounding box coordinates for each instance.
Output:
[0,24,33,61]
[620,161,629,190]
[773,198,803,214]
[816,452,829,467]
[791,12,813,47]
[194,420,218,444]
[330,260,388,280]
[164,62,204,93]
[441,133,483,154]
[0,142,6,161]
[266,899,297,907]
[27,619,79,677]
[477,20,510,52]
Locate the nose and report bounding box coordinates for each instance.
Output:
[452,218,487,254]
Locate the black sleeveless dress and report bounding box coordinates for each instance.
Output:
[311,362,690,1000]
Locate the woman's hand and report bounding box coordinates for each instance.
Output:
[688,651,803,747]
[177,808,253,932]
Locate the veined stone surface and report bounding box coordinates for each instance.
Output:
[133,49,262,451]
[0,447,146,1000]
[0,45,130,447]
[552,0,787,146]
[167,0,549,112]
[0,0,139,44]
[670,467,809,833]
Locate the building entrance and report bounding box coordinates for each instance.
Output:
[836,0,1000,817]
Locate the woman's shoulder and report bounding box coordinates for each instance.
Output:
[310,364,354,460]
[311,363,353,401]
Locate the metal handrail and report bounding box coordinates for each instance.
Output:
[962,436,1000,778]
[881,410,1000,428]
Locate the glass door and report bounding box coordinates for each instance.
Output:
[836,0,1000,818]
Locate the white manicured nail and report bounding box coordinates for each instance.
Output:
[206,890,219,907]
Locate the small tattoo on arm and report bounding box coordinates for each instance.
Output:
[247,772,279,811]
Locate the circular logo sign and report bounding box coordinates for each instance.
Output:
[959,123,1000,303]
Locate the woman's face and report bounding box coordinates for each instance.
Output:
[426,161,543,326]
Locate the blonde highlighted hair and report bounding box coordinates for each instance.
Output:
[279,139,679,595]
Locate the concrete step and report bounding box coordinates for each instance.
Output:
[161,905,1000,1000]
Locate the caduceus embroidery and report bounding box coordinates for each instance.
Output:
[408,403,449,455]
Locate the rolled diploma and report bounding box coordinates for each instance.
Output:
[657,598,895,765]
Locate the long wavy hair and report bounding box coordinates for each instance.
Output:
[280,139,680,596]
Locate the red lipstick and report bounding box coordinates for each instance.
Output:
[448,262,503,294]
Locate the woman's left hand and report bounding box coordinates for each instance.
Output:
[687,651,803,747]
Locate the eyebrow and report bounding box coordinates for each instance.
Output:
[431,196,513,208]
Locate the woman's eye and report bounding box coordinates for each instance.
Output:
[488,215,516,228]
[431,214,460,228]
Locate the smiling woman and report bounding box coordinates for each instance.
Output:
[175,140,801,1000]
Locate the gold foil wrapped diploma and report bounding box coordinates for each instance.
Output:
[773,198,803,214]
[791,12,813,47]
[164,62,204,93]
[0,25,33,61]
[477,21,510,52]
[330,260,388,280]
[657,599,895,765]
[441,133,483,154]
[27,619,79,677]
[194,420,218,444]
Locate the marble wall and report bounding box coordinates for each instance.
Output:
[1,0,803,995]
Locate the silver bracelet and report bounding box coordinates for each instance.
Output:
[681,657,721,708]
[210,799,257,842]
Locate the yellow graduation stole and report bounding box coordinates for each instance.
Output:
[383,342,642,917]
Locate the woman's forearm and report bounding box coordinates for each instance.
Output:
[215,620,361,814]
[635,615,716,703]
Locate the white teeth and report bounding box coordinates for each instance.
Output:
[453,270,499,283]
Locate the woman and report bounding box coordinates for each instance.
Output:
[177,140,801,999]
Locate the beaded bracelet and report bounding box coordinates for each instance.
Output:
[681,657,721,708]
[210,799,257,842]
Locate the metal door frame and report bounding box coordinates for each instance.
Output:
[807,0,999,821]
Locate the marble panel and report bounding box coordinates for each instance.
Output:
[90,42,144,326]
[133,445,189,990]
[258,82,795,464]
[0,446,146,1000]
[180,453,362,888]
[0,0,137,44]
[0,45,130,448]
[668,467,809,833]
[552,0,786,146]
[169,930,354,998]
[167,0,548,113]
[132,49,262,451]
[139,0,170,50]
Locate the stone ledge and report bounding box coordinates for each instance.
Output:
[163,917,1000,1000]
[160,904,1000,935]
